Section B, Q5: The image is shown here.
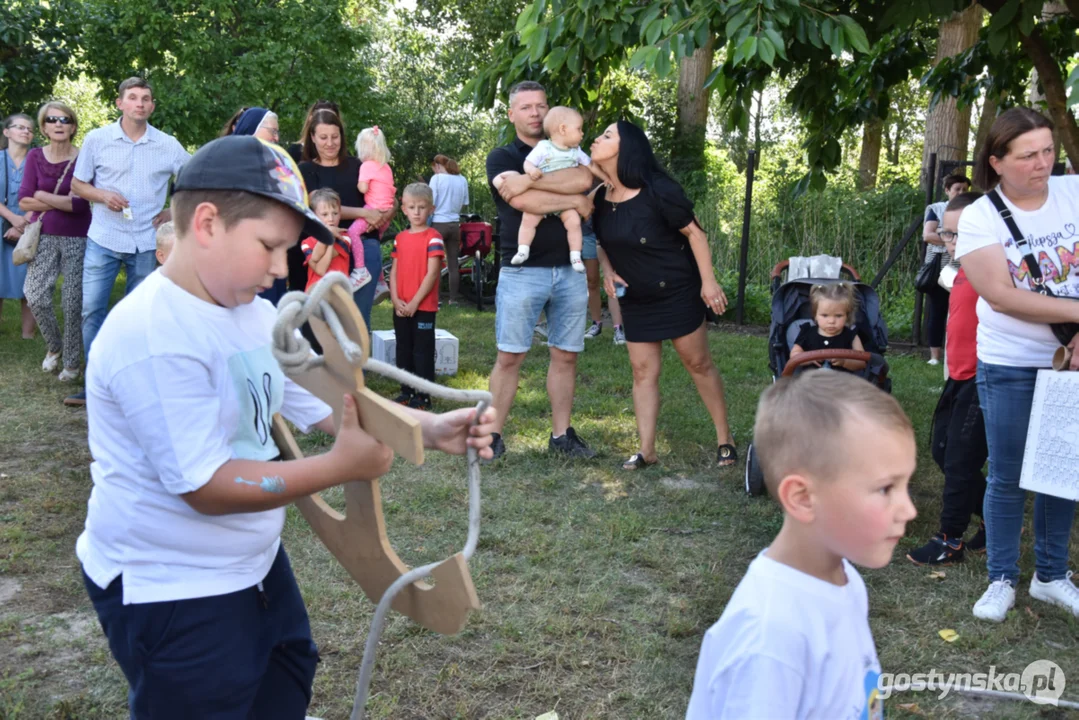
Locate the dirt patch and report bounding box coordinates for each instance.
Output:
[709,320,769,337]
[659,476,706,491]
[0,578,21,606]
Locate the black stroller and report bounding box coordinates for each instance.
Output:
[744,260,892,496]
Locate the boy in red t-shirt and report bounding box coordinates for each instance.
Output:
[908,191,989,566]
[300,188,352,292]
[389,183,445,410]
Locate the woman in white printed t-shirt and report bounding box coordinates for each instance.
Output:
[955,108,1079,624]
[429,154,469,304]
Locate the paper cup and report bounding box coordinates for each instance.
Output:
[1052,345,1073,371]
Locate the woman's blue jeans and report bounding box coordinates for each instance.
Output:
[352,238,382,331]
[977,361,1076,585]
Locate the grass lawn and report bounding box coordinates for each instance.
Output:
[2,285,1079,719]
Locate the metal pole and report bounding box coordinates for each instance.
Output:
[870,216,924,289]
[735,150,755,325]
[912,152,936,346]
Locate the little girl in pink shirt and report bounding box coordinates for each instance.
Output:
[346,126,396,290]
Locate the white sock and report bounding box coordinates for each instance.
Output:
[511,245,531,265]
[570,251,584,272]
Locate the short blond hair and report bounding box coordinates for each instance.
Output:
[754,371,912,495]
[402,182,433,205]
[155,221,176,252]
[37,101,78,136]
[543,106,582,138]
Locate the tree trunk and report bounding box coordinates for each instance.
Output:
[891,109,906,165]
[670,33,715,177]
[921,4,983,188]
[973,92,999,163]
[1020,24,1079,172]
[858,116,883,190]
[753,89,763,168]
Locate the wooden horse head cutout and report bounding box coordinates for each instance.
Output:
[270,282,480,635]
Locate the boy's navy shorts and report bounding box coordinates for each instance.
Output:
[83,545,319,719]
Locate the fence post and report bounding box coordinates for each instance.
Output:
[912,152,936,346]
[735,149,755,325]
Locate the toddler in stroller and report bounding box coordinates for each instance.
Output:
[745,264,891,495]
[790,283,867,373]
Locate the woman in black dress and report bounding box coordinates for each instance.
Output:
[297,109,393,330]
[592,120,736,471]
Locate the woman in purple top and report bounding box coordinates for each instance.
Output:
[19,101,91,379]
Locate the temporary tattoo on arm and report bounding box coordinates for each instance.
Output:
[234,476,286,494]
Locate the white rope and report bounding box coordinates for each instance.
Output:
[271,272,490,720]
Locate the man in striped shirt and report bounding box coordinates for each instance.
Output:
[66,78,190,406]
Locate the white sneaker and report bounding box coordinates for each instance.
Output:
[584,321,602,339]
[973,578,1016,622]
[613,325,626,345]
[1030,570,1079,616]
[42,351,61,373]
[58,368,80,382]
[927,358,940,366]
[349,266,372,291]
[373,280,390,304]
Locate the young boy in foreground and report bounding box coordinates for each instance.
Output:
[76,136,496,719]
[686,370,917,719]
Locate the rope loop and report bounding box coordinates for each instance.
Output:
[270,272,490,720]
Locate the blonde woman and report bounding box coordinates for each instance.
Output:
[18,101,90,378]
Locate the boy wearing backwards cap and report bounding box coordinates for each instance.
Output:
[686,370,916,719]
[76,136,497,718]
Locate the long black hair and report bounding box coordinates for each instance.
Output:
[615,119,665,189]
[614,119,697,225]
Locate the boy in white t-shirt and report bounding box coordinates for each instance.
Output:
[686,371,917,719]
[76,135,497,719]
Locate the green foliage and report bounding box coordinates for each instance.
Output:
[361,19,500,188]
[686,143,924,335]
[922,9,1079,114]
[51,71,114,147]
[78,0,376,147]
[0,0,82,118]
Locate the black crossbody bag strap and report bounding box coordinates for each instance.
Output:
[986,188,1045,288]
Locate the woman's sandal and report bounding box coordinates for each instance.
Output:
[717,444,738,468]
[622,452,657,471]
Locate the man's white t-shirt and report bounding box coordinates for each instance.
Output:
[76,271,330,605]
[955,176,1079,368]
[686,552,883,720]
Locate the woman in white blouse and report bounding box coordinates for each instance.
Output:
[956,107,1079,623]
[430,154,469,304]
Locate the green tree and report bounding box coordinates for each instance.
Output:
[360,18,500,187]
[472,0,1077,187]
[78,0,377,147]
[923,1,1079,167]
[0,0,82,119]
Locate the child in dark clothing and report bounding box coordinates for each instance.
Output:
[389,182,445,410]
[790,282,866,372]
[907,191,988,566]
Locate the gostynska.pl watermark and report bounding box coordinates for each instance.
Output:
[877,660,1065,705]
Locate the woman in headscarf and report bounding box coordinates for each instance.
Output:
[223,107,286,303]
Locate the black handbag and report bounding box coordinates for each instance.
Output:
[987,189,1079,346]
[915,252,942,293]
